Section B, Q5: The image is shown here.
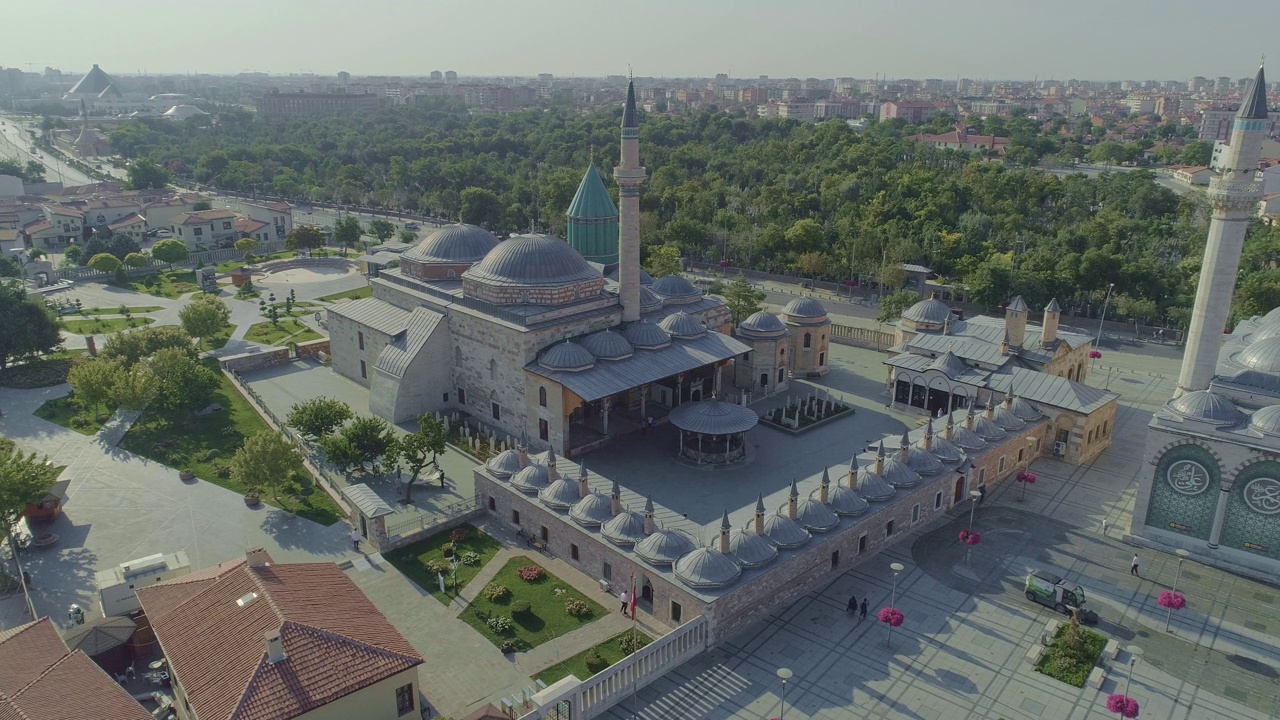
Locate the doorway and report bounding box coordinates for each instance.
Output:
[953,476,965,504]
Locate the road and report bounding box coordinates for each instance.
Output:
[0,118,97,187]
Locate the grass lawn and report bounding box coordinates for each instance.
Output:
[0,353,85,388]
[113,271,198,299]
[76,306,163,316]
[317,286,372,302]
[215,251,296,274]
[459,557,606,653]
[115,358,344,525]
[384,524,503,605]
[535,630,653,686]
[197,324,237,352]
[1035,622,1107,687]
[62,317,156,335]
[34,395,107,435]
[245,319,322,346]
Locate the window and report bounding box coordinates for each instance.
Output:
[803,332,812,349]
[670,600,683,623]
[934,491,943,510]
[222,221,232,230]
[830,550,839,568]
[358,331,364,350]
[487,496,496,511]
[193,227,202,236]
[539,418,549,441]
[911,504,920,523]
[491,402,501,421]
[396,683,414,716]
[458,388,466,405]
[443,392,450,403]
[511,510,520,525]
[540,525,549,542]
[760,372,769,388]
[539,386,547,407]
[360,360,367,379]
[602,562,612,581]
[978,469,986,485]
[455,347,462,366]
[571,544,579,561]
[819,352,825,366]
[858,534,867,553]
[778,368,785,384]
[780,348,786,356]
[885,520,895,537]
[998,457,1005,472]
[1018,448,1024,462]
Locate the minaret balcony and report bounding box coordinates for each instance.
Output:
[1207,177,1262,210]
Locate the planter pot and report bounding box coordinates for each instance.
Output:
[282,509,296,519]
[245,494,261,507]
[179,470,195,482]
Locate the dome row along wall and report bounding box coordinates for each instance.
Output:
[463,277,606,306]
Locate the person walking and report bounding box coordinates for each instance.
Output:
[1130,554,1140,576]
[351,527,362,552]
[978,486,986,504]
[858,598,868,622]
[619,589,630,613]
[846,594,857,614]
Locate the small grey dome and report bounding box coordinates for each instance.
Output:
[727,529,778,568]
[1167,390,1246,426]
[819,483,869,517]
[1237,336,1280,373]
[782,297,828,318]
[668,399,758,435]
[899,443,946,476]
[674,547,741,589]
[650,274,702,302]
[510,464,550,494]
[760,512,811,548]
[1252,320,1280,344]
[902,296,953,324]
[601,510,647,546]
[402,223,498,264]
[635,528,698,566]
[580,330,633,361]
[623,320,672,349]
[639,285,665,312]
[570,492,613,527]
[879,453,922,488]
[929,351,969,378]
[465,233,600,287]
[539,341,595,372]
[785,498,839,532]
[538,477,581,510]
[992,405,1025,431]
[658,311,707,339]
[951,423,987,450]
[485,449,522,479]
[739,311,787,336]
[1009,397,1042,421]
[606,266,654,285]
[857,466,896,502]
[1251,405,1280,437]
[973,413,1007,441]
[921,433,964,464]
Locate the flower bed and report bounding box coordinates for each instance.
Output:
[383,523,502,605]
[535,630,653,685]
[1035,621,1107,687]
[459,556,605,653]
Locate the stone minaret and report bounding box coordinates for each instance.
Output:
[615,78,646,322]
[753,494,766,534]
[1176,64,1269,396]
[1005,296,1027,348]
[718,510,731,554]
[643,495,655,534]
[1042,298,1061,346]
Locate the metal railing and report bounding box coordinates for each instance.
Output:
[384,496,477,538]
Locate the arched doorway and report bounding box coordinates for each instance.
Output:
[641,577,653,604]
[953,475,965,504]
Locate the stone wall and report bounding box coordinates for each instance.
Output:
[463,277,606,306]
[830,324,895,351]
[220,348,291,374]
[327,310,394,387]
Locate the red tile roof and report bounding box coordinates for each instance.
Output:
[174,209,236,225]
[108,212,145,230]
[235,218,269,234]
[0,619,150,720]
[22,220,53,234]
[139,555,422,720]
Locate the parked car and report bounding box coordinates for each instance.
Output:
[154,229,173,239]
[404,222,421,231]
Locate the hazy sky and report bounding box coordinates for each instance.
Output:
[5,0,1275,80]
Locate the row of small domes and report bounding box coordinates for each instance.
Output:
[538,314,708,372]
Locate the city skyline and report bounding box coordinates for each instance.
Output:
[3,0,1276,81]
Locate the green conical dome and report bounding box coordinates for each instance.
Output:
[566,164,619,266]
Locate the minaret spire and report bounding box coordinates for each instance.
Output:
[615,75,646,321]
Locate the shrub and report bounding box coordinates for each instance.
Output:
[585,650,609,673]
[516,565,545,582]
[483,583,511,602]
[215,466,232,479]
[450,527,469,543]
[487,615,513,633]
[70,413,94,429]
[425,559,451,575]
[442,545,455,559]
[500,641,518,654]
[619,633,650,656]
[459,551,481,566]
[204,449,221,460]
[565,598,591,617]
[511,600,531,616]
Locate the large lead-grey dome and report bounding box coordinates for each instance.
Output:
[738,311,787,337]
[465,233,600,287]
[510,464,550,494]
[402,223,498,264]
[485,449,523,479]
[1167,390,1246,426]
[658,311,706,339]
[602,510,647,546]
[538,477,581,510]
[538,341,595,372]
[668,398,758,435]
[674,547,741,589]
[606,266,654,285]
[580,330,633,361]
[1237,336,1280,373]
[624,319,672,349]
[635,528,698,566]
[902,296,953,324]
[1251,405,1280,437]
[727,529,777,568]
[569,492,613,527]
[650,274,702,302]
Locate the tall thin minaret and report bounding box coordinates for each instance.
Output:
[615,76,646,322]
[1176,63,1268,396]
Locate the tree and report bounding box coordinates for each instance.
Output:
[721,272,765,325]
[123,252,150,268]
[796,251,830,286]
[1179,141,1213,167]
[146,348,219,413]
[877,289,922,324]
[192,200,212,211]
[460,187,503,228]
[644,244,683,278]
[0,256,21,278]
[0,442,59,539]
[231,430,303,502]
[87,253,122,275]
[110,362,159,411]
[286,225,326,256]
[66,357,122,414]
[64,245,83,263]
[332,217,362,255]
[397,228,417,243]
[368,219,396,241]
[233,236,258,260]
[319,433,362,472]
[125,158,170,190]
[150,239,189,269]
[391,414,448,503]
[178,294,231,341]
[286,397,354,440]
[101,325,195,366]
[785,220,826,255]
[340,416,396,469]
[0,282,62,369]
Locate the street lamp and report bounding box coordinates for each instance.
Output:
[1166,549,1191,632]
[888,562,904,647]
[965,489,981,564]
[1018,437,1039,502]
[776,668,793,720]
[1124,646,1143,700]
[1096,282,1116,348]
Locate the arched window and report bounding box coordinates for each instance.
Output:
[778,368,785,384]
[489,358,497,380]
[446,268,456,279]
[803,333,812,349]
[539,386,547,407]
[780,347,786,357]
[455,346,462,366]
[760,372,769,388]
[819,352,825,366]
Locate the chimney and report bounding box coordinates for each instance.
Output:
[643,496,655,534]
[1042,298,1061,346]
[923,418,934,451]
[265,629,286,664]
[610,479,621,515]
[1000,330,1010,356]
[985,402,997,421]
[819,468,830,503]
[1005,295,1028,348]
[787,480,799,519]
[966,406,977,430]
[943,315,953,335]
[1004,393,1014,410]
[944,412,955,441]
[754,495,765,534]
[577,462,589,499]
[846,455,859,489]
[517,435,529,469]
[718,510,731,554]
[899,431,910,463]
[246,549,270,568]
[874,441,886,475]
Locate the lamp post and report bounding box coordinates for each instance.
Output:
[888,562,904,647]
[1124,646,1143,699]
[1166,549,1190,632]
[965,489,982,564]
[1018,437,1038,502]
[776,668,792,720]
[1096,282,1116,348]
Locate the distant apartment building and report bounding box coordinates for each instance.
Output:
[1200,105,1279,141]
[879,101,940,124]
[257,91,381,119]
[777,98,815,121]
[1125,96,1156,115]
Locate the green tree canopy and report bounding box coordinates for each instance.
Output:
[368,219,396,241]
[286,397,354,440]
[234,236,258,259]
[151,239,189,268]
[178,294,231,341]
[87,253,122,274]
[231,430,303,501]
[101,325,195,367]
[125,159,170,190]
[123,252,150,268]
[331,216,362,253]
[286,225,326,255]
[147,348,219,413]
[460,187,503,228]
[720,272,766,326]
[392,413,448,502]
[0,441,60,536]
[0,282,62,368]
[644,244,683,278]
[340,416,396,469]
[67,357,122,414]
[877,289,922,324]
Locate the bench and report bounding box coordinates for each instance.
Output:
[1104,639,1121,661]
[1088,666,1107,689]
[1024,644,1044,666]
